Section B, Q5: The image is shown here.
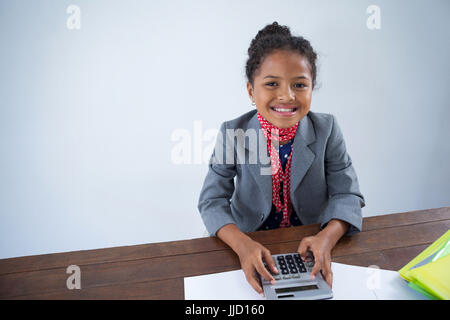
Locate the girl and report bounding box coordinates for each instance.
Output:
[198,22,365,296]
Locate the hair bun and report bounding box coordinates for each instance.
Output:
[255,21,291,40]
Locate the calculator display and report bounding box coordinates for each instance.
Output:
[275,285,319,294]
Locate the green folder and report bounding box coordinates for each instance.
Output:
[398,230,450,300]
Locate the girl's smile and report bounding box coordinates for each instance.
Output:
[270,104,299,117]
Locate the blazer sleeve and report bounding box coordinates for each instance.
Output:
[197,122,238,236]
[320,114,366,235]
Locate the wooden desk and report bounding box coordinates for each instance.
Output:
[0,207,449,299]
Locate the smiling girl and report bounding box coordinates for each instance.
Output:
[198,22,365,296]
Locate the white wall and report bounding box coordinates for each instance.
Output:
[1,0,449,259]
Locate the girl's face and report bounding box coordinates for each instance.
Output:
[247,49,313,129]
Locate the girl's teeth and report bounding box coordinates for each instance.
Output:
[274,108,295,112]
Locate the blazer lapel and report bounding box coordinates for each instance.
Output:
[245,113,273,211]
[290,113,316,195]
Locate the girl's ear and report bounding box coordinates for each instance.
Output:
[246,81,255,102]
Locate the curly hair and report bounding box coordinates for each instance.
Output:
[245,22,318,89]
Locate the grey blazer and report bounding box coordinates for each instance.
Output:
[198,109,365,237]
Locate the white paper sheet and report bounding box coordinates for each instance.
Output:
[184,262,428,300]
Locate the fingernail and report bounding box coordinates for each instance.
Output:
[260,293,265,298]
[310,274,315,280]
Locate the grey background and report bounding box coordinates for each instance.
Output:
[1,0,449,259]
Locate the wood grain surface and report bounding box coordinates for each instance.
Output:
[0,206,449,299]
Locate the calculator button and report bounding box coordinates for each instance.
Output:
[292,274,300,278]
[289,267,298,274]
[281,269,289,275]
[283,275,292,279]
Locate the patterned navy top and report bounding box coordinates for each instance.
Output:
[258,140,302,231]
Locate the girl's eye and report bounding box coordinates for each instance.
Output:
[265,82,307,88]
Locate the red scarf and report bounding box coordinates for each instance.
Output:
[257,113,299,227]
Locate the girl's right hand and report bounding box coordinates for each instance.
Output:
[235,237,278,296]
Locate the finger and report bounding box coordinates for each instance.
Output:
[310,254,322,280]
[262,249,278,275]
[304,251,314,262]
[297,237,312,260]
[244,268,264,296]
[322,258,333,288]
[325,269,333,288]
[320,267,332,289]
[255,256,275,284]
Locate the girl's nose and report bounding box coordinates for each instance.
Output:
[277,85,295,102]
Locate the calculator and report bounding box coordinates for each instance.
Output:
[260,253,333,300]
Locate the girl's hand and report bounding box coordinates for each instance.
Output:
[235,237,278,296]
[297,233,334,288]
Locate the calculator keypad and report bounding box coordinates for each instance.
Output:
[264,253,310,281]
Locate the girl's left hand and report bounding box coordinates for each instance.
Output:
[297,233,334,288]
